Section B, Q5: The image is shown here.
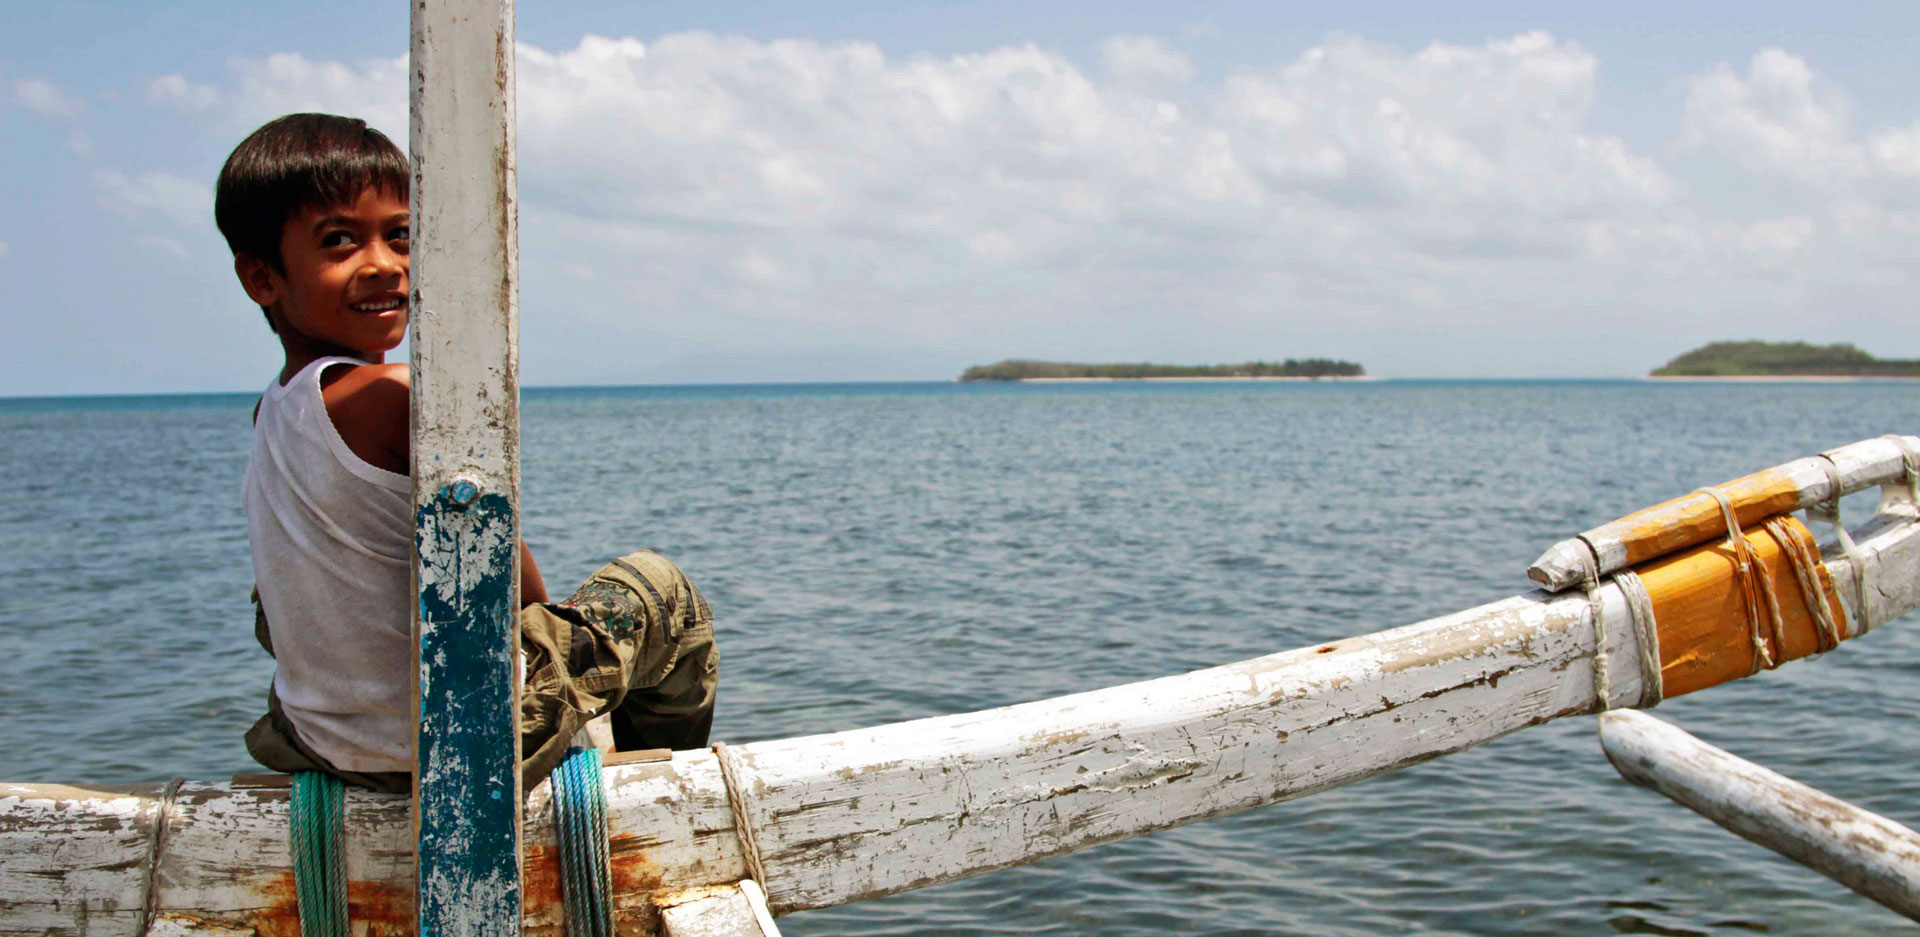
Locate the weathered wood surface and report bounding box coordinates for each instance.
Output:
[408,0,524,933]
[5,467,1917,935]
[1600,710,1920,921]
[0,783,158,937]
[1531,434,1920,590]
[659,882,782,937]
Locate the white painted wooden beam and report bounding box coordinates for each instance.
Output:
[408,0,523,934]
[659,881,783,937]
[1599,710,1920,921]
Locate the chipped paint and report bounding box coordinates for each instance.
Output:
[409,0,525,932]
[1531,436,1920,590]
[6,500,1918,935]
[1602,711,1920,919]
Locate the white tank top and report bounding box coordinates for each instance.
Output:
[244,357,413,772]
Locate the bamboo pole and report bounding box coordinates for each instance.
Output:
[1599,710,1920,921]
[408,0,523,934]
[1530,435,1920,591]
[1634,514,1848,697]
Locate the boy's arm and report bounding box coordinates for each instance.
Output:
[520,539,549,607]
[323,362,549,607]
[322,362,411,475]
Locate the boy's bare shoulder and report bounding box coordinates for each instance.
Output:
[320,362,410,474]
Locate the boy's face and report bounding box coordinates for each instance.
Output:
[237,186,410,361]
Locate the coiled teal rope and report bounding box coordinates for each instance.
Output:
[290,771,348,937]
[553,746,613,937]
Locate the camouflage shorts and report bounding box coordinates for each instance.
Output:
[246,550,718,793]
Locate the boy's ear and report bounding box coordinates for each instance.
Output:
[234,253,282,309]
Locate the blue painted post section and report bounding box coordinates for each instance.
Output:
[409,0,524,933]
[414,487,520,934]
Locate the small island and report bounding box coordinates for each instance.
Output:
[1651,341,1920,379]
[960,359,1366,381]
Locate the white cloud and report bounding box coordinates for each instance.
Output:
[94,169,212,227]
[225,52,408,141]
[178,31,1920,378]
[730,250,782,283]
[1683,49,1863,185]
[1737,216,1815,259]
[1102,36,1194,88]
[12,78,83,117]
[146,74,220,110]
[0,240,11,259]
[66,130,92,157]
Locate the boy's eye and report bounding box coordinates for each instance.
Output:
[320,230,356,248]
[389,226,411,244]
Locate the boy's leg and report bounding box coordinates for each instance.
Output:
[610,610,717,751]
[518,551,718,786]
[244,688,413,794]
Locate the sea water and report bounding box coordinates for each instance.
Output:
[2,379,1917,936]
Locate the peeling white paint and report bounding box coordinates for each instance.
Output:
[1602,710,1920,919]
[5,504,1917,935]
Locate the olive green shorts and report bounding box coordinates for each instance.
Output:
[245,550,719,793]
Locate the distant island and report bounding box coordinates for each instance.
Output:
[1651,341,1920,378]
[960,359,1366,381]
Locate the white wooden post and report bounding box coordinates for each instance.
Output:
[1600,710,1920,921]
[409,0,522,934]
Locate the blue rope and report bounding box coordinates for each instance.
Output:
[553,747,613,937]
[289,771,348,937]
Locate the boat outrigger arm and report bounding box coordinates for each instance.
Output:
[4,434,1918,935]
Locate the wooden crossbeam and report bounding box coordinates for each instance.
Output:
[1601,710,1920,921]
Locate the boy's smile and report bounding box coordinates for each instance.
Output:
[237,187,411,380]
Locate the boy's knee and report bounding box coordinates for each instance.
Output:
[520,551,721,767]
[558,551,712,689]
[607,550,712,623]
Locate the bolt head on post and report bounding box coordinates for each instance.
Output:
[448,476,482,509]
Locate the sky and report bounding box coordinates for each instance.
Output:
[4,1,1920,394]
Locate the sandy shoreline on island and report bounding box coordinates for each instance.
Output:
[979,375,1380,383]
[1647,374,1920,383]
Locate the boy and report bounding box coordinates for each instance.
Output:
[219,113,717,793]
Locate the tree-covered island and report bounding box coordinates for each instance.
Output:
[1651,341,1920,378]
[960,359,1366,381]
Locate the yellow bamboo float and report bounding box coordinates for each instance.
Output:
[1629,513,1839,698]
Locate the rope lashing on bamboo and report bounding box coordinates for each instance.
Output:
[1695,486,1787,675]
[137,777,184,936]
[1575,545,1611,711]
[1886,434,1920,506]
[552,746,614,937]
[1761,515,1844,654]
[1615,570,1662,708]
[289,771,348,937]
[713,741,772,891]
[1813,455,1874,635]
[1575,545,1662,710]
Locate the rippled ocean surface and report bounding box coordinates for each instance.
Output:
[3,379,1918,935]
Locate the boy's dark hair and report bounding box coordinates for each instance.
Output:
[215,112,409,282]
